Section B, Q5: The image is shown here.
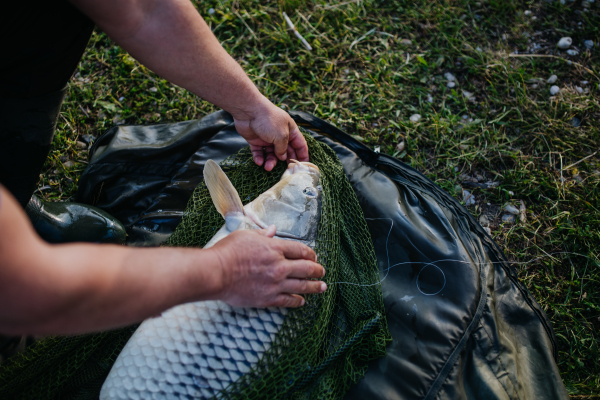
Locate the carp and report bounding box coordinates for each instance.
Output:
[100,159,322,400]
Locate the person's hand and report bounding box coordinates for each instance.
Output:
[231,97,309,171]
[207,225,326,308]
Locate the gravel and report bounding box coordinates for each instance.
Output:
[550,86,560,95]
[557,37,573,49]
[409,114,422,123]
[547,75,558,84]
[501,214,516,223]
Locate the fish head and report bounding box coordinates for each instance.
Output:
[245,160,322,243]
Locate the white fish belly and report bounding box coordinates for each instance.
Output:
[100,301,288,400]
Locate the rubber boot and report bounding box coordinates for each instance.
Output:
[25,195,127,244]
[0,88,126,244]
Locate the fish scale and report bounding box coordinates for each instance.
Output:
[100,301,289,400]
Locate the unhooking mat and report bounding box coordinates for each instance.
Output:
[0,110,568,400]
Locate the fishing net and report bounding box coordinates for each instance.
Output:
[165,131,391,399]
[0,131,390,399]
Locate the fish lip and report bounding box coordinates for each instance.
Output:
[244,208,306,240]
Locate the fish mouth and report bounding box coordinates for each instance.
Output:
[244,208,306,240]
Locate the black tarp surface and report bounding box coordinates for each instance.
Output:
[78,110,568,400]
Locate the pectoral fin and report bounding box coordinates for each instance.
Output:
[204,160,244,218]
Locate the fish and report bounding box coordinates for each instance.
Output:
[100,159,322,400]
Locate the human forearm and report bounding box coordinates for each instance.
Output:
[71,0,267,119]
[0,186,324,336]
[1,242,222,336]
[70,0,309,170]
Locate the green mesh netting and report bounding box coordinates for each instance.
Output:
[0,131,390,399]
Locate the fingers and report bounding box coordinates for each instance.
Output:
[271,294,306,308]
[286,146,298,164]
[288,125,309,162]
[255,225,277,238]
[286,260,325,279]
[249,145,264,167]
[263,147,278,171]
[281,279,327,295]
[272,130,289,163]
[280,240,317,261]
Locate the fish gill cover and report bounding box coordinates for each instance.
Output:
[0,131,391,400]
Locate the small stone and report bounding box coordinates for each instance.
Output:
[409,114,422,123]
[476,46,483,52]
[502,214,516,223]
[582,80,589,85]
[463,190,476,206]
[396,140,406,153]
[584,40,594,49]
[519,200,527,223]
[557,37,572,49]
[76,141,87,149]
[447,82,456,88]
[208,7,215,14]
[399,38,412,46]
[484,227,492,235]
[508,191,514,196]
[504,204,520,215]
[149,87,158,93]
[550,86,560,95]
[479,214,490,227]
[63,161,74,169]
[426,94,433,102]
[571,117,581,127]
[459,144,468,150]
[576,86,583,94]
[566,49,579,56]
[574,174,583,183]
[444,72,456,81]
[374,146,381,153]
[80,134,95,145]
[524,10,532,15]
[547,75,558,84]
[118,96,125,102]
[462,90,474,100]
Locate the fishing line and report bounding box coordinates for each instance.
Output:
[326,218,599,289]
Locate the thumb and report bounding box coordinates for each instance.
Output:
[256,225,277,238]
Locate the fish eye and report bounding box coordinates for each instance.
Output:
[303,187,317,197]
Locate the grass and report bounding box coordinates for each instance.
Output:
[41,0,599,396]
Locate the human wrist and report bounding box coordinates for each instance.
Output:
[226,93,274,122]
[189,247,228,302]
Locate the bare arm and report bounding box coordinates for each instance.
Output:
[69,0,308,171]
[0,186,325,336]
